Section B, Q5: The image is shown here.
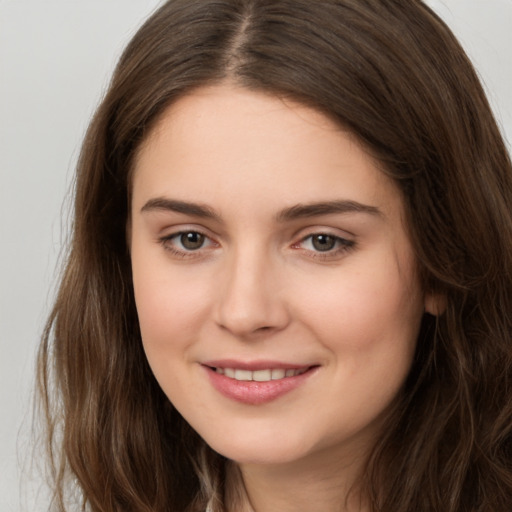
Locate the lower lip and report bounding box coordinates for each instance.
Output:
[203,366,317,405]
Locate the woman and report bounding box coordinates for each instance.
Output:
[38,1,512,511]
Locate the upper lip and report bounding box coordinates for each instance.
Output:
[202,359,315,371]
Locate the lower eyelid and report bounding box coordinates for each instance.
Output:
[305,243,356,260]
[292,234,356,259]
[158,230,219,256]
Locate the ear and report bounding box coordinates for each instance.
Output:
[424,291,446,316]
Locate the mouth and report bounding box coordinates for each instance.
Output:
[202,361,319,405]
[209,366,310,381]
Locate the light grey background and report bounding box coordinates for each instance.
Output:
[0,1,510,510]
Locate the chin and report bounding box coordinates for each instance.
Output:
[201,428,317,466]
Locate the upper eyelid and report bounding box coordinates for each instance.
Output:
[153,215,355,234]
[158,224,218,239]
[292,225,355,241]
[160,229,217,246]
[294,233,354,248]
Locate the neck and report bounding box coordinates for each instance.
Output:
[225,446,371,512]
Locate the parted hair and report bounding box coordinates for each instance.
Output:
[38,1,512,510]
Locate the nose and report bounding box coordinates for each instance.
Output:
[214,247,290,339]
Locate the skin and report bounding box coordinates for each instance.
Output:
[130,84,435,511]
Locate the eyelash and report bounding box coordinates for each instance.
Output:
[158,230,217,259]
[158,230,355,260]
[292,233,355,260]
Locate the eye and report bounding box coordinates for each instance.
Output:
[159,230,217,257]
[294,232,355,258]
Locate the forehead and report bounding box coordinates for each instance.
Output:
[132,85,402,219]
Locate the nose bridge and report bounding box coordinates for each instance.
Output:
[215,239,288,337]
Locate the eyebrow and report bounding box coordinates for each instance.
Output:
[140,197,382,222]
[275,200,382,222]
[141,198,221,220]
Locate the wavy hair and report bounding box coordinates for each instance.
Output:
[38,0,512,510]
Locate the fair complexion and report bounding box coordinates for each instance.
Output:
[130,85,435,512]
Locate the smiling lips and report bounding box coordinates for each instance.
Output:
[203,362,317,405]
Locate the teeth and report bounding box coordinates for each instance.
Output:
[271,369,285,380]
[214,367,308,381]
[253,369,271,382]
[234,369,252,381]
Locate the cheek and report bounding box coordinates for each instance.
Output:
[131,250,212,363]
[293,252,424,355]
[296,261,422,434]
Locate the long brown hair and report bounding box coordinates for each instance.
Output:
[38,0,512,510]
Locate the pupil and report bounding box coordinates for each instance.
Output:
[312,234,335,251]
[181,232,204,250]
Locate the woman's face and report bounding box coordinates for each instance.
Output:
[130,85,431,467]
